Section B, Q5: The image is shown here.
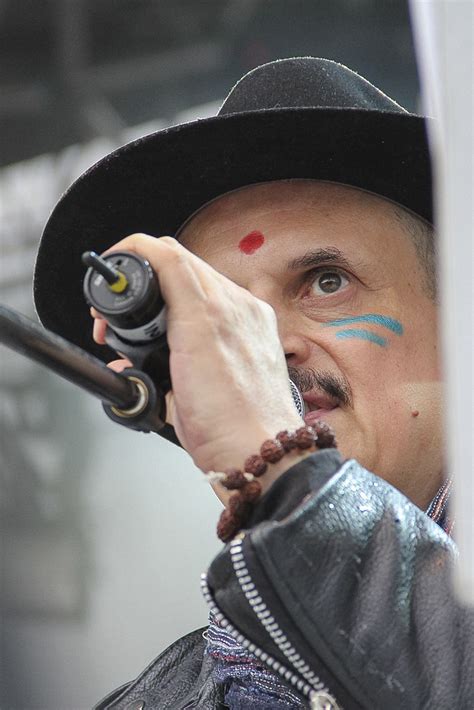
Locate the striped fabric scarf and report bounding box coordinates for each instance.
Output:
[206,478,453,709]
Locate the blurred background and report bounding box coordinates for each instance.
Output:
[1,1,421,708]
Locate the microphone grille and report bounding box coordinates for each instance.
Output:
[289,378,304,417]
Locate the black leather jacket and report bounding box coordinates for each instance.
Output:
[95,450,473,709]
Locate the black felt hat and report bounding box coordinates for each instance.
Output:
[34,56,432,361]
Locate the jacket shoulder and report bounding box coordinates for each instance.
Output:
[94,626,217,710]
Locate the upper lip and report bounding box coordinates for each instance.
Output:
[302,390,340,413]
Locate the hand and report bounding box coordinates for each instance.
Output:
[91,234,304,485]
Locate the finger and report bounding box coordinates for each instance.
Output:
[165,390,176,427]
[104,234,216,298]
[107,358,133,373]
[93,317,107,344]
[102,234,217,309]
[90,307,104,319]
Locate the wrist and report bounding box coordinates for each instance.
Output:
[204,421,337,542]
[194,415,305,475]
[210,447,313,506]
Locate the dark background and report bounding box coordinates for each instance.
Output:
[1,0,420,167]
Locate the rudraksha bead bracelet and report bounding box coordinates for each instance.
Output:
[206,421,337,542]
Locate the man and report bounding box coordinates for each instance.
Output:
[34,58,472,708]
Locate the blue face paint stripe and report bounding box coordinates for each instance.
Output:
[324,314,403,335]
[335,329,387,347]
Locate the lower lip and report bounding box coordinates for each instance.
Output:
[304,408,338,425]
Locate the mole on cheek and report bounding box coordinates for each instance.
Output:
[238,230,265,254]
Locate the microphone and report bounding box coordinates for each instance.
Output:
[289,378,305,417]
[82,250,171,394]
[82,250,305,420]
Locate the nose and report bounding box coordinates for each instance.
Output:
[275,310,312,365]
[281,330,312,366]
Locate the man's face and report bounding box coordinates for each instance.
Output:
[179,181,443,509]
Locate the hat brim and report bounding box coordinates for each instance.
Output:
[34,106,432,362]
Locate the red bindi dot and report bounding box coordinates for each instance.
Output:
[238,230,265,254]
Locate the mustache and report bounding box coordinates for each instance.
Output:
[288,366,353,407]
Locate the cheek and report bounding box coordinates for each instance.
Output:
[326,340,410,474]
[325,331,426,420]
[329,334,401,387]
[323,314,436,386]
[330,331,441,438]
[316,325,442,496]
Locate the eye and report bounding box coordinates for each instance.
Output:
[310,269,349,295]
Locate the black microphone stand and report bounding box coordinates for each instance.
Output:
[0,305,167,434]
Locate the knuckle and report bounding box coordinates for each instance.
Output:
[158,235,178,248]
[125,232,149,244]
[156,236,187,265]
[103,234,183,269]
[103,232,149,254]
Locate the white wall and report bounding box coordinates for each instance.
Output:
[2,384,222,709]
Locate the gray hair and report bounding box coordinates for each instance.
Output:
[391,206,437,301]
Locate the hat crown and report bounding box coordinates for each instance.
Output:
[219,57,407,115]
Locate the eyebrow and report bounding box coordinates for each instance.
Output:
[286,247,354,271]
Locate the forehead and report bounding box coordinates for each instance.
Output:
[178,180,402,254]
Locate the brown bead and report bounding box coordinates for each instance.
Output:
[221,468,247,490]
[228,493,253,523]
[260,438,285,463]
[314,421,337,449]
[216,509,239,542]
[240,480,262,503]
[276,430,297,451]
[294,425,317,449]
[244,454,267,477]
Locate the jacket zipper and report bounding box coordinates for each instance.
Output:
[201,532,342,710]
